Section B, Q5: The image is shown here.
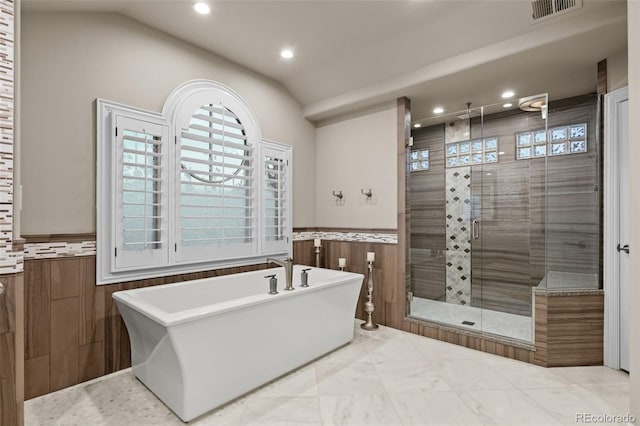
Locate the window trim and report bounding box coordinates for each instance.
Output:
[96,80,292,285]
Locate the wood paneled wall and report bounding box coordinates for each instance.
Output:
[22,238,604,399]
[0,274,24,426]
[23,256,270,399]
[534,292,604,367]
[293,239,399,325]
[23,239,398,399]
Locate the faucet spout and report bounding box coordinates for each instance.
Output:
[266,257,294,290]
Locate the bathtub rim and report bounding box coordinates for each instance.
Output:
[112,265,364,328]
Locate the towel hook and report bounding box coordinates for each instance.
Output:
[361,189,373,198]
[332,190,344,200]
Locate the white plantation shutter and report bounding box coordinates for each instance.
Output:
[97,82,292,284]
[262,141,291,254]
[114,115,169,270]
[177,103,256,261]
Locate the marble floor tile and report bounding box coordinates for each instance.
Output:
[240,397,320,426]
[191,398,246,426]
[408,333,497,361]
[253,364,318,398]
[549,366,630,386]
[24,321,631,426]
[438,358,516,391]
[316,340,373,365]
[374,359,451,393]
[522,384,632,424]
[319,394,402,426]
[486,357,575,389]
[390,391,484,426]
[459,389,562,426]
[316,361,387,395]
[365,333,428,363]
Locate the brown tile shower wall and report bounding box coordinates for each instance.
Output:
[410,95,599,317]
[409,124,447,302]
[534,291,604,367]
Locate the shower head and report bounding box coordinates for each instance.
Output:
[518,94,547,111]
[455,102,480,120]
[455,110,481,120]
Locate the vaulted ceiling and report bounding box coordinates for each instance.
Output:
[23,0,628,123]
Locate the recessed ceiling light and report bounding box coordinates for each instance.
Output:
[280,49,294,59]
[498,151,505,155]
[413,123,422,128]
[501,91,515,99]
[503,103,513,108]
[193,2,211,14]
[433,107,444,114]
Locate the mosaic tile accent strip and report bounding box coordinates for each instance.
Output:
[516,122,587,160]
[24,233,396,259]
[24,241,97,259]
[293,231,397,244]
[0,1,17,274]
[445,167,471,305]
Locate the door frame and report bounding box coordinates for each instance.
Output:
[604,85,629,370]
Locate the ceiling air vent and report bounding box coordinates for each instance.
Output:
[531,0,582,23]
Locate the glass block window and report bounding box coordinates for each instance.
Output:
[445,137,498,168]
[516,123,587,160]
[410,148,430,172]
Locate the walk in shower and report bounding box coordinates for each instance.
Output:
[408,93,600,342]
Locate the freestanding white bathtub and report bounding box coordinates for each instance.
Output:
[112,265,363,422]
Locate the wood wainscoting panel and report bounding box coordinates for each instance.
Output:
[79,257,104,346]
[534,292,604,367]
[24,261,51,359]
[24,355,49,400]
[49,297,80,391]
[50,258,83,300]
[0,274,25,426]
[293,239,315,266]
[79,342,105,383]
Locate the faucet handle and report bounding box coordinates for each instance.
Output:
[265,275,278,295]
[300,268,311,287]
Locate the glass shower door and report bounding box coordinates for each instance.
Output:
[409,95,548,343]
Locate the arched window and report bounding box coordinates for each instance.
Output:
[97,80,291,284]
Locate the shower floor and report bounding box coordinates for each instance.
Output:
[409,297,533,342]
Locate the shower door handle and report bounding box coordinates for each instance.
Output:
[472,219,480,240]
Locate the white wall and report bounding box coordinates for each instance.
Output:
[315,104,397,229]
[608,47,628,92]
[628,1,639,418]
[20,12,316,234]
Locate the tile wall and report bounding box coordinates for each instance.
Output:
[0,1,23,424]
[410,95,599,317]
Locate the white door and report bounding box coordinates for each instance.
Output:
[604,86,630,372]
[618,97,630,372]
